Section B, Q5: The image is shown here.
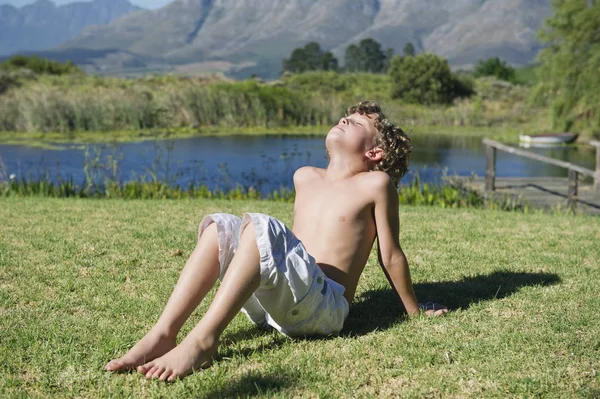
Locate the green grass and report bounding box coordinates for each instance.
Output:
[1,198,599,397]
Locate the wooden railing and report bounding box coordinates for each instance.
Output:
[483,138,600,207]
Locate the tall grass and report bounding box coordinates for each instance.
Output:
[0,76,341,133]
[0,72,549,135]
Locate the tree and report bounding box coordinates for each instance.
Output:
[535,0,600,133]
[358,38,386,73]
[303,42,325,71]
[383,48,394,72]
[282,42,338,74]
[344,44,361,72]
[473,57,516,82]
[403,42,415,57]
[343,38,387,73]
[388,53,473,105]
[0,55,81,75]
[321,51,338,71]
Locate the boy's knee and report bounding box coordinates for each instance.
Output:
[240,222,257,239]
[198,222,219,247]
[203,222,218,236]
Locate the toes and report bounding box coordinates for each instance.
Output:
[105,360,121,371]
[145,365,158,379]
[159,369,170,381]
[138,361,154,374]
[142,364,158,378]
[105,359,132,371]
[151,366,165,379]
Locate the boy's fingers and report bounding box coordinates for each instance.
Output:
[424,307,448,317]
[419,302,448,316]
[432,308,448,316]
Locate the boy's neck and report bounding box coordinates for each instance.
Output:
[325,154,370,182]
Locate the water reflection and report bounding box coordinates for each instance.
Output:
[0,134,596,194]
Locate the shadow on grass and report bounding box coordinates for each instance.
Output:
[199,369,297,398]
[218,326,288,360]
[342,270,561,336]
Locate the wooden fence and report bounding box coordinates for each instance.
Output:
[483,138,600,208]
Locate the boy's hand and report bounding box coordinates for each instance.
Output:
[418,302,448,317]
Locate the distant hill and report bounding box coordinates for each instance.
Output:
[0,0,143,56]
[25,0,554,78]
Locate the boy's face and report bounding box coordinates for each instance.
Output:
[326,112,379,155]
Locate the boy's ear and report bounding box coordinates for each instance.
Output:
[365,147,384,163]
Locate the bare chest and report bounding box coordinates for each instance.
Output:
[292,183,374,237]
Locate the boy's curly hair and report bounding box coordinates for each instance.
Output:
[346,100,411,186]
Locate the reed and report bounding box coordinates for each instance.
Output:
[0,72,549,136]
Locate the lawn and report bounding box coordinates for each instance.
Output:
[1,198,599,398]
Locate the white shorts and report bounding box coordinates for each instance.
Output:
[198,213,349,337]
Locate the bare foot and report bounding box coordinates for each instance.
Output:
[105,330,177,372]
[137,336,218,382]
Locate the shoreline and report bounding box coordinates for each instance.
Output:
[0,125,527,148]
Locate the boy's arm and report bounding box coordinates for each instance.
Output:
[372,173,446,317]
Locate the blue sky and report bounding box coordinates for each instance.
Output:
[1,0,170,8]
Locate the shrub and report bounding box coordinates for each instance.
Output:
[0,55,82,76]
[0,68,38,95]
[388,53,473,105]
[473,57,516,83]
[0,71,20,95]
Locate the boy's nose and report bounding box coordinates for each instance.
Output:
[339,117,348,125]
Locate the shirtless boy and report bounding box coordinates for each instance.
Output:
[105,100,447,382]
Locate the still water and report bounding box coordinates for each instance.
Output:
[0,134,596,193]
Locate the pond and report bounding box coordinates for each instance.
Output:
[0,134,597,194]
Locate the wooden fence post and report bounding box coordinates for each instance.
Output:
[485,145,496,192]
[595,141,600,193]
[568,169,578,209]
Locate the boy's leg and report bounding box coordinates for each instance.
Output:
[138,223,262,382]
[105,223,221,372]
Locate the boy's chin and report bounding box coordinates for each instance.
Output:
[327,126,342,136]
[325,131,341,148]
[326,127,346,143]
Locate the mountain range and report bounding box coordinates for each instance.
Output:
[2,0,554,78]
[0,0,142,56]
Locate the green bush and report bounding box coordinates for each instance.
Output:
[513,64,539,86]
[0,55,82,76]
[0,68,38,95]
[473,57,516,83]
[281,71,391,100]
[0,71,20,95]
[388,53,473,105]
